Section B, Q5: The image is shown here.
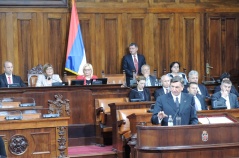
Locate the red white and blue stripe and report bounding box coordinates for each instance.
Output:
[65,0,86,75]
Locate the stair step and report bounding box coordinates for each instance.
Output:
[68,145,117,158]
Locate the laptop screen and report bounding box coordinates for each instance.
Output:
[71,80,84,86]
[91,78,108,85]
[8,83,21,88]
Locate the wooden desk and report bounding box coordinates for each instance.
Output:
[0,117,69,158]
[0,85,158,145]
[198,109,239,120]
[136,113,239,158]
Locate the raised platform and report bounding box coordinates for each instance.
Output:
[68,145,117,158]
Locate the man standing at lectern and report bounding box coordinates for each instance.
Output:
[0,61,26,87]
[122,43,146,86]
[151,76,198,126]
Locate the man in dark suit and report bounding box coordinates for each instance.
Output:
[214,72,239,97]
[0,61,26,87]
[151,76,198,126]
[122,43,146,86]
[141,64,156,87]
[184,70,210,98]
[154,75,171,100]
[187,82,207,111]
[211,79,239,109]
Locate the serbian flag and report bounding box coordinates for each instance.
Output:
[65,0,86,75]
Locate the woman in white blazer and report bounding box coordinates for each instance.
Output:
[36,63,62,87]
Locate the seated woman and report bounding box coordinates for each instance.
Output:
[129,76,151,102]
[76,63,98,85]
[167,61,188,85]
[36,63,62,87]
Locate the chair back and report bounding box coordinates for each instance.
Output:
[28,64,43,87]
[117,108,148,134]
[104,74,126,85]
[95,97,128,114]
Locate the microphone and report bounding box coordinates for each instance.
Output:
[173,107,180,122]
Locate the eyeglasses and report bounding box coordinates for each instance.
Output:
[84,69,91,72]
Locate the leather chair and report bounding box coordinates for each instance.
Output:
[64,75,77,85]
[104,74,126,85]
[95,97,128,145]
[29,75,38,87]
[117,108,149,141]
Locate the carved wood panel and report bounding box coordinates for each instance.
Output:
[206,13,239,79]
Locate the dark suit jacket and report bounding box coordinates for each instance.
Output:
[183,84,210,98]
[146,75,156,86]
[122,53,146,86]
[195,94,207,110]
[151,92,198,126]
[129,88,151,102]
[211,91,239,109]
[154,88,166,100]
[214,85,239,97]
[0,73,26,87]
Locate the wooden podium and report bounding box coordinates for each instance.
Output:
[0,117,69,158]
[135,113,239,158]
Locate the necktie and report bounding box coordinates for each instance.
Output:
[166,89,169,94]
[8,76,12,84]
[175,97,179,108]
[133,55,138,74]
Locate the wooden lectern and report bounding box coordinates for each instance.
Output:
[135,113,239,158]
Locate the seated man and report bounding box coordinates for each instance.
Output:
[154,75,171,100]
[187,82,207,111]
[211,79,239,109]
[214,72,239,97]
[0,61,26,87]
[141,64,156,86]
[151,76,198,126]
[184,70,210,98]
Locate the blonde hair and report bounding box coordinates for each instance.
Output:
[83,63,94,78]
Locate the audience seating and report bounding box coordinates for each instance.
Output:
[108,101,154,154]
[104,74,126,85]
[95,97,128,145]
[117,108,149,140]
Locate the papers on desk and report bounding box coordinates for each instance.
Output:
[199,116,234,124]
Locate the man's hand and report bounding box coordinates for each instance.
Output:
[221,89,229,98]
[157,111,168,119]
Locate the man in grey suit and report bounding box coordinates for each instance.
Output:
[151,76,198,126]
[187,82,207,111]
[211,79,239,109]
[141,64,156,87]
[154,75,171,100]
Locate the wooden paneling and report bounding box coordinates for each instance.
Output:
[0,0,238,84]
[206,13,239,78]
[0,0,68,7]
[153,13,174,75]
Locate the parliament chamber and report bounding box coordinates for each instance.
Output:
[0,0,239,157]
